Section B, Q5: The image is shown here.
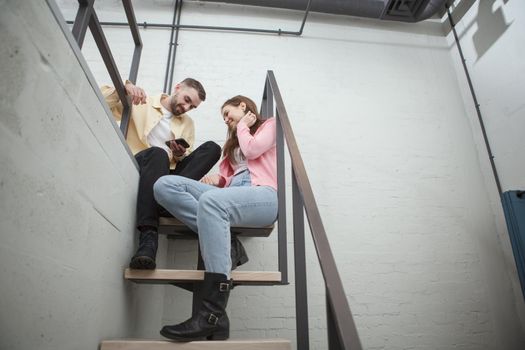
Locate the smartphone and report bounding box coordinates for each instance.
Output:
[165,138,190,148]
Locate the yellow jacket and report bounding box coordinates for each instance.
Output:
[101,85,195,169]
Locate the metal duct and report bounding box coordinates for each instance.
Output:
[199,0,447,23]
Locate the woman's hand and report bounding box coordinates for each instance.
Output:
[240,111,257,127]
[200,174,220,186]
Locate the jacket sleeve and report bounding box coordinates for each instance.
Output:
[100,85,123,121]
[100,80,134,121]
[237,118,276,160]
[218,157,233,188]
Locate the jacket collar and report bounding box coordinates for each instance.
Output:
[151,93,168,110]
[151,93,185,119]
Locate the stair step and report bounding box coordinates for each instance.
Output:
[125,269,282,285]
[101,339,291,350]
[158,217,274,238]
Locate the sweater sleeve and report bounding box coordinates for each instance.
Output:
[236,118,276,159]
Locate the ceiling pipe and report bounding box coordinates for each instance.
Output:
[198,0,448,23]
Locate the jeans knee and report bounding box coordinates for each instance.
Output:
[153,175,171,204]
[199,191,226,217]
[148,146,170,163]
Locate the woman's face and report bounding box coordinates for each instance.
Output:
[222,102,246,129]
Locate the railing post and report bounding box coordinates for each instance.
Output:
[71,0,94,48]
[327,291,343,350]
[262,73,288,284]
[122,0,142,84]
[88,11,132,137]
[293,171,309,350]
[71,0,142,138]
[275,103,288,285]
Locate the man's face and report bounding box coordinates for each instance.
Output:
[170,84,201,116]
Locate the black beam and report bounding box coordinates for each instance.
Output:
[446,6,502,196]
[167,0,183,94]
[163,0,179,93]
[297,0,312,35]
[66,20,307,36]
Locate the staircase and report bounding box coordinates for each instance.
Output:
[125,269,281,285]
[100,339,291,350]
[64,1,361,348]
[109,217,291,349]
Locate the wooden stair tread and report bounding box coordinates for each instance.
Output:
[159,217,274,238]
[125,269,281,285]
[101,339,291,350]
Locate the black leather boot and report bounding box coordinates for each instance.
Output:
[129,229,158,269]
[160,272,232,341]
[230,235,248,270]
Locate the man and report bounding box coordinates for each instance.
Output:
[102,78,221,269]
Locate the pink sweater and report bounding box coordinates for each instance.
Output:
[219,118,277,191]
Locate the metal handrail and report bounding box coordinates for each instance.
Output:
[70,2,357,346]
[70,0,142,138]
[262,71,362,350]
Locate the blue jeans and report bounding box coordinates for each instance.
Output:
[153,170,278,278]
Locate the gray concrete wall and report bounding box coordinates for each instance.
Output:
[0,1,166,349]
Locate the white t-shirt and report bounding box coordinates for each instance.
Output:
[147,105,174,158]
[232,147,248,175]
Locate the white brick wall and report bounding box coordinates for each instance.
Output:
[446,0,525,348]
[52,1,525,349]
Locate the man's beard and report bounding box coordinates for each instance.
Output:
[170,94,183,116]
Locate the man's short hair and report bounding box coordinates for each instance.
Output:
[180,78,206,102]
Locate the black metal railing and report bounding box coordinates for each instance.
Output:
[68,1,357,347]
[261,71,362,350]
[67,0,312,94]
[70,0,142,138]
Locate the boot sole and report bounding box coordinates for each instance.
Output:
[160,329,229,341]
[129,256,156,270]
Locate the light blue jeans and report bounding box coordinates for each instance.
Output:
[153,170,278,278]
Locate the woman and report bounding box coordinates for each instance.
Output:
[153,95,277,341]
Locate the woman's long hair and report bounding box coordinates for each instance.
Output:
[222,95,262,162]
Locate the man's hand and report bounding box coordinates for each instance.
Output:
[167,140,186,157]
[200,174,220,186]
[125,82,147,105]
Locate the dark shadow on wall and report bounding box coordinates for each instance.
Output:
[472,0,512,61]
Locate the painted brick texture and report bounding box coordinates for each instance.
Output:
[54,1,525,349]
